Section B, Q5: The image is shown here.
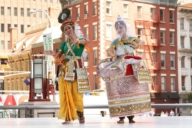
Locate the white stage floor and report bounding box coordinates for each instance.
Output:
[0,116,191,128]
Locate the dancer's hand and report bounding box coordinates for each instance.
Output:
[130,41,139,49]
[107,47,116,57]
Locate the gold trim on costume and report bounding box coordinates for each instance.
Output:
[108,97,150,105]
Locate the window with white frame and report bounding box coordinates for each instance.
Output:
[161,53,166,68]
[150,8,155,14]
[161,76,166,91]
[171,76,175,91]
[181,76,185,91]
[7,7,11,16]
[151,29,156,39]
[160,31,165,44]
[170,31,174,45]
[181,56,185,68]
[137,28,142,38]
[106,24,112,40]
[76,7,80,20]
[137,51,143,58]
[137,6,142,19]
[84,4,88,18]
[93,24,97,40]
[169,10,174,23]
[152,52,156,61]
[93,1,97,15]
[27,8,30,17]
[160,9,164,22]
[93,49,98,66]
[106,1,111,15]
[84,26,89,39]
[170,54,175,69]
[190,37,192,49]
[180,18,184,29]
[1,7,4,15]
[7,24,11,33]
[123,4,128,18]
[190,19,192,31]
[152,76,156,85]
[180,36,184,48]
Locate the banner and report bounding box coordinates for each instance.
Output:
[43,33,53,72]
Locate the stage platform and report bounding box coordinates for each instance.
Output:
[0,116,191,128]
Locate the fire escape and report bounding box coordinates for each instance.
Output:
[134,13,160,90]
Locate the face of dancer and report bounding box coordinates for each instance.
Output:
[64,25,74,37]
[116,23,126,37]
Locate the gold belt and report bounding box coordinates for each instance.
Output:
[64,56,81,60]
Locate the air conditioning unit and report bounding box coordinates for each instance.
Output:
[84,14,88,18]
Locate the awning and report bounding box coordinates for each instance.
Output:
[150,93,168,99]
[167,92,180,99]
[150,92,180,99]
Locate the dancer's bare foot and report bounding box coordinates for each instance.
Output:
[62,121,71,124]
[117,119,124,124]
[78,117,85,124]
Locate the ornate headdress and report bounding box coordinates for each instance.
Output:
[60,20,75,32]
[115,15,134,37]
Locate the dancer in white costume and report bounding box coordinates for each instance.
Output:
[97,15,151,124]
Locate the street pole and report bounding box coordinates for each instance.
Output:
[29,9,56,101]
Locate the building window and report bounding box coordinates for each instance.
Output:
[123,4,128,18]
[137,28,142,38]
[161,53,166,68]
[171,76,175,91]
[150,8,155,14]
[1,40,5,50]
[152,76,156,85]
[93,49,97,66]
[160,9,164,22]
[182,76,185,91]
[50,0,52,3]
[7,7,11,16]
[93,1,97,15]
[94,74,98,89]
[180,36,184,48]
[1,7,4,15]
[84,4,88,18]
[39,12,42,18]
[180,18,184,30]
[190,19,192,31]
[170,32,174,45]
[84,26,89,39]
[160,31,165,44]
[191,57,192,68]
[161,76,166,91]
[8,24,11,33]
[170,10,174,23]
[8,41,10,49]
[152,52,156,61]
[76,7,80,20]
[170,54,175,69]
[27,25,30,28]
[21,25,24,33]
[93,24,97,40]
[14,24,17,28]
[1,24,4,32]
[21,8,24,16]
[27,8,30,17]
[44,10,47,18]
[151,30,156,39]
[137,51,143,58]
[106,24,112,40]
[14,7,17,16]
[137,6,142,19]
[181,56,185,68]
[106,1,111,15]
[190,37,192,49]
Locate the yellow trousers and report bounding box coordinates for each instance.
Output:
[58,62,84,121]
